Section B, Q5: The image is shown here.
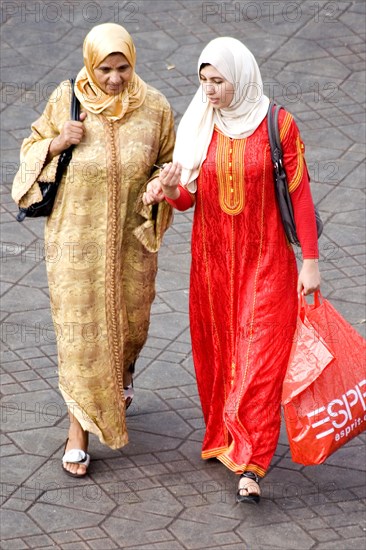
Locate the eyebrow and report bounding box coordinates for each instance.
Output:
[98,64,130,70]
[199,73,223,80]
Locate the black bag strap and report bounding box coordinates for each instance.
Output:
[267,99,283,169]
[70,77,80,121]
[267,100,299,245]
[57,78,80,171]
[267,101,323,245]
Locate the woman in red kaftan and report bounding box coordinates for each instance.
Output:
[144,37,321,503]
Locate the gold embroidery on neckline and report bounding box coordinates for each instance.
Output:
[216,133,246,215]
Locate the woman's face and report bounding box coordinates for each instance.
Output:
[199,64,235,109]
[94,52,133,95]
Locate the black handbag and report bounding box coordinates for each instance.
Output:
[16,78,80,222]
[267,100,323,246]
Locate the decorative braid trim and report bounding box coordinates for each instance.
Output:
[217,453,267,476]
[288,135,304,193]
[104,118,127,431]
[202,447,267,477]
[279,112,293,142]
[202,447,229,459]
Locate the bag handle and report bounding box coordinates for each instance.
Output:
[299,290,322,317]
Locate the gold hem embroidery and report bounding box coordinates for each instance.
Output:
[202,447,267,476]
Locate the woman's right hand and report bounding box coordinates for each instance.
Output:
[159,162,182,200]
[49,112,87,158]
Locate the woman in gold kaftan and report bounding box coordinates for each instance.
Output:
[12,23,174,477]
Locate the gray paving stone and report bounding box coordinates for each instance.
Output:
[120,429,182,456]
[1,285,51,315]
[28,501,103,532]
[323,508,366,530]
[169,510,242,549]
[8,426,66,457]
[309,527,340,542]
[288,57,351,80]
[339,163,366,191]
[130,543,185,550]
[125,387,169,415]
[102,515,175,548]
[159,289,189,313]
[22,533,55,548]
[155,270,189,291]
[0,538,29,549]
[1,359,30,373]
[239,521,316,549]
[86,539,119,549]
[1,509,43,538]
[338,498,366,513]
[340,76,366,105]
[58,543,89,550]
[38,484,115,515]
[1,443,20,457]
[14,261,48,289]
[2,387,65,414]
[137,360,195,389]
[128,410,192,439]
[0,453,47,486]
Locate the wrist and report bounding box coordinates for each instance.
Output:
[49,137,63,158]
[163,187,180,201]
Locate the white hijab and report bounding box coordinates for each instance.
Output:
[173,37,270,192]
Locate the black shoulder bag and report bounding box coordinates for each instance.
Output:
[267,100,323,246]
[16,78,80,222]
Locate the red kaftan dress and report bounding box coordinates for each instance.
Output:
[189,110,309,477]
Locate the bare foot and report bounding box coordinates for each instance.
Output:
[62,413,89,476]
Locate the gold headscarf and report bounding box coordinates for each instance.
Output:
[74,23,147,120]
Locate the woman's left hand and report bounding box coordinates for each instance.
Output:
[297,259,321,295]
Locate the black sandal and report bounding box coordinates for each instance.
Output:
[236,471,261,504]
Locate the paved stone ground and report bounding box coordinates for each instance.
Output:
[1,1,365,549]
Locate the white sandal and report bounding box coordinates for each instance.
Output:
[62,439,90,478]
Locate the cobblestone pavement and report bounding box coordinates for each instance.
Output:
[1,1,365,549]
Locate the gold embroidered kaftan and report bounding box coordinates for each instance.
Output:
[12,81,174,448]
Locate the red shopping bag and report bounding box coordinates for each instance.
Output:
[282,291,366,465]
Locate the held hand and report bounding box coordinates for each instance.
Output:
[142,162,183,205]
[50,112,87,157]
[297,259,321,295]
[142,178,165,206]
